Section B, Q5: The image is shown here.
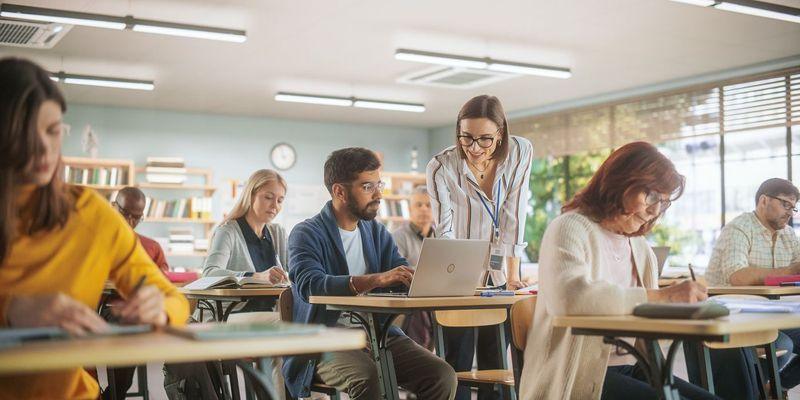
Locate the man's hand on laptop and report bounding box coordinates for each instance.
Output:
[351,266,414,293]
[375,266,414,288]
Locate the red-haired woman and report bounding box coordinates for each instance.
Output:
[519,142,717,399]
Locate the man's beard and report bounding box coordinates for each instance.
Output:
[346,190,380,221]
[769,214,792,231]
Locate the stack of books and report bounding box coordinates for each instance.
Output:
[169,228,195,254]
[143,196,212,219]
[64,165,127,186]
[145,157,186,184]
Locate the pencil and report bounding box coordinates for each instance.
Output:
[688,263,696,282]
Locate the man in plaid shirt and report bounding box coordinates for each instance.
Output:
[704,178,800,396]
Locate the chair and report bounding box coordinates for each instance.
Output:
[510,296,536,398]
[278,290,341,400]
[432,309,516,399]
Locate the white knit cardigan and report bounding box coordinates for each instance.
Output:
[519,212,658,400]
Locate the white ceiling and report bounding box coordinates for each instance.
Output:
[1,0,799,128]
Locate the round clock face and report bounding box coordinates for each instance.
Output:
[271,143,296,171]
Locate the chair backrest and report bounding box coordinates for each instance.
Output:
[278,288,294,322]
[510,296,537,352]
[434,309,507,328]
[705,294,777,349]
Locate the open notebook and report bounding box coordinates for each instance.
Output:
[166,321,323,340]
[183,276,290,290]
[0,325,152,348]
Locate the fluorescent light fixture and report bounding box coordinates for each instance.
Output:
[51,72,154,91]
[0,3,248,41]
[395,48,571,79]
[132,19,246,43]
[0,4,126,29]
[395,49,488,69]
[668,0,800,24]
[275,93,353,107]
[276,92,425,113]
[668,0,717,6]
[487,61,572,79]
[353,100,425,113]
[714,0,800,23]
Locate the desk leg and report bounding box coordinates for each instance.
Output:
[645,339,682,400]
[236,358,278,400]
[764,342,783,399]
[364,312,400,400]
[684,341,715,394]
[497,311,516,400]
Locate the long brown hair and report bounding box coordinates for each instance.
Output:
[455,95,510,161]
[0,58,73,264]
[562,141,685,236]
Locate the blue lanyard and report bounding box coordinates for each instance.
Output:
[478,181,503,229]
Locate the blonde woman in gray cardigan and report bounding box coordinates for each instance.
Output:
[203,169,289,313]
[520,142,717,400]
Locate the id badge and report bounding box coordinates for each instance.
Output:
[488,227,503,271]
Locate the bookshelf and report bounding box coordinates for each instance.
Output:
[135,166,217,257]
[62,157,134,194]
[378,171,426,228]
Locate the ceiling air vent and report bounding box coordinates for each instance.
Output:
[397,65,516,89]
[0,19,71,49]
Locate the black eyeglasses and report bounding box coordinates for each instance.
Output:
[645,191,672,212]
[765,194,799,213]
[112,201,145,224]
[457,132,499,149]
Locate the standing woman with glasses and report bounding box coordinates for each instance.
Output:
[426,94,533,400]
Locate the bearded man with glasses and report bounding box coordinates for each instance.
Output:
[701,178,800,398]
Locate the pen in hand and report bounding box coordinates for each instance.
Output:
[108,276,146,324]
[688,263,696,282]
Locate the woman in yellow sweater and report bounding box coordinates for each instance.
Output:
[0,58,189,399]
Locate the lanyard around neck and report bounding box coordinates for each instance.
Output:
[478,180,503,229]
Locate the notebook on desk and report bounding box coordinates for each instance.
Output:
[166,321,324,341]
[0,324,152,348]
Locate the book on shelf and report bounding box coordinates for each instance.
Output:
[183,276,290,290]
[194,238,209,251]
[143,196,212,220]
[378,198,410,219]
[169,228,195,253]
[145,157,187,184]
[63,165,127,187]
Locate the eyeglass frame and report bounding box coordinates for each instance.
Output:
[764,194,799,213]
[645,191,672,213]
[112,201,145,224]
[456,129,501,149]
[341,180,386,195]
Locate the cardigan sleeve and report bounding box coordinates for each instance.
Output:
[202,224,242,277]
[539,214,647,317]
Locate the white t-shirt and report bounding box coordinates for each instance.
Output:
[339,227,367,276]
[337,226,367,327]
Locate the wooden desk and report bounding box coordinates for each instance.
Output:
[181,287,288,322]
[310,295,531,400]
[0,325,365,399]
[708,286,800,299]
[554,313,800,399]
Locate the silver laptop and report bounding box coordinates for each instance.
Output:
[368,238,490,297]
[652,246,671,276]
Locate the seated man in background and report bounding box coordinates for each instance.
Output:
[391,186,435,350]
[113,187,168,273]
[108,187,218,400]
[284,147,457,400]
[702,178,800,396]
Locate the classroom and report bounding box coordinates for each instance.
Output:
[1,1,800,399]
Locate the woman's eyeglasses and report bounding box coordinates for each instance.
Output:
[645,191,672,212]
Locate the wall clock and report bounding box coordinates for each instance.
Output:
[270,142,296,171]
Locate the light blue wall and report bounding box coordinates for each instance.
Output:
[428,125,453,159]
[61,104,430,267]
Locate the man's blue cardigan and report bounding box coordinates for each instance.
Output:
[282,201,407,398]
